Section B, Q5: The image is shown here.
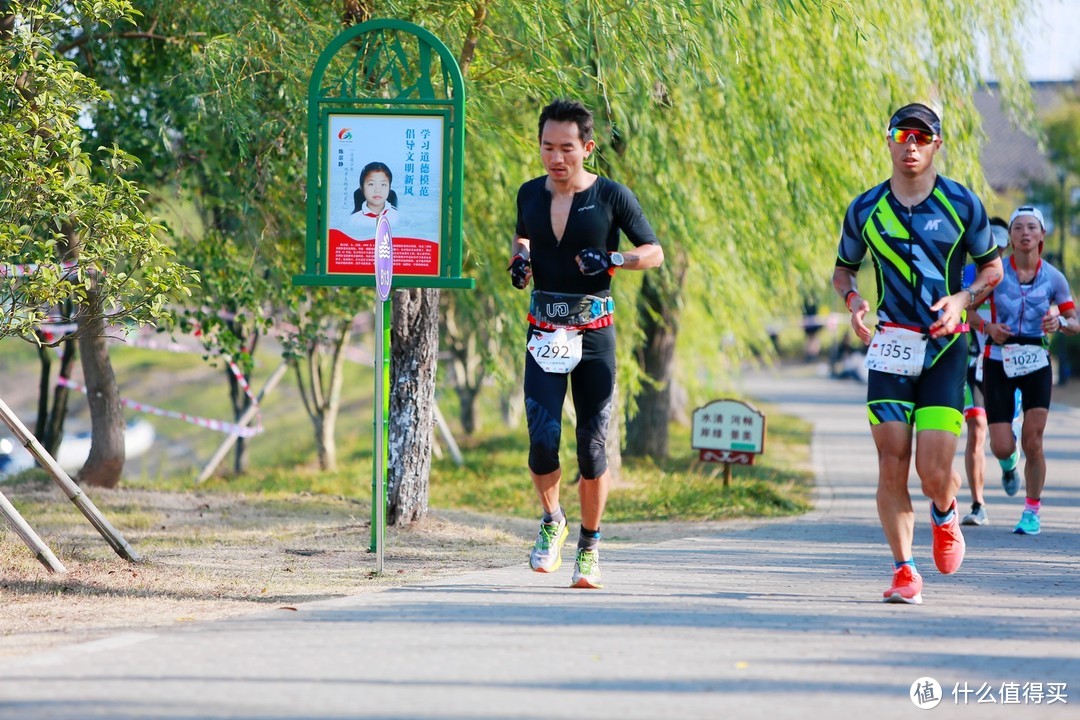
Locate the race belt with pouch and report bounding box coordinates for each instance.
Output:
[529,291,614,328]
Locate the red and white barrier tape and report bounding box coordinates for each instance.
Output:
[0,261,79,278]
[113,333,262,426]
[56,376,262,438]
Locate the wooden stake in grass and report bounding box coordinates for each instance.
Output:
[196,360,289,484]
[0,487,67,573]
[0,396,142,563]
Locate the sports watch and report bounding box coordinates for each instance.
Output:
[609,252,625,268]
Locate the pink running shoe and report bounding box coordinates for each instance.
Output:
[931,501,966,575]
[883,565,924,605]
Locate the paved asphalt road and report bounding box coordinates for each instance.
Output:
[1,369,1077,719]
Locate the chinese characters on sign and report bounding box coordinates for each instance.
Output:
[691,399,766,465]
[402,128,433,199]
[325,113,444,276]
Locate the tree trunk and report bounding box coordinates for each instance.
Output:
[447,332,484,436]
[387,288,439,525]
[605,381,623,482]
[312,321,350,471]
[499,390,521,428]
[76,286,125,487]
[227,364,252,475]
[624,258,687,460]
[35,336,77,458]
[291,319,351,472]
[226,325,258,475]
[455,384,481,436]
[35,343,54,452]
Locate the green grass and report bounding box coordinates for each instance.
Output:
[1,335,814,523]
[429,400,813,522]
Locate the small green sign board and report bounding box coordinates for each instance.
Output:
[692,399,766,466]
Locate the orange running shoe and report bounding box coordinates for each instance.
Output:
[931,501,966,575]
[883,565,923,604]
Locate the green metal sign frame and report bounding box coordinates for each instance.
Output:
[293,20,473,572]
[294,18,473,290]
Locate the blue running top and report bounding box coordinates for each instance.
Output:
[986,256,1075,361]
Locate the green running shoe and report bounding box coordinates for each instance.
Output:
[570,548,602,589]
[1013,509,1041,535]
[529,519,568,572]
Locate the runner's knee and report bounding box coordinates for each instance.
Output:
[526,397,561,475]
[575,400,613,479]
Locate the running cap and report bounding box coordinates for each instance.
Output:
[888,103,942,135]
[1009,205,1045,230]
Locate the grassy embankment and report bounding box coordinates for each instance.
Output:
[0,338,814,523]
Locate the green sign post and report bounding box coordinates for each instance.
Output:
[294,19,473,573]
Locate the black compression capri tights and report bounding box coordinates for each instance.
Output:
[523,324,616,480]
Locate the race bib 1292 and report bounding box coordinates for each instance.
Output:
[527,328,583,374]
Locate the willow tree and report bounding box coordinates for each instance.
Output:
[429,0,1036,463]
[581,2,1036,459]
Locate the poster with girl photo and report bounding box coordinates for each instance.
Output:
[325,114,443,276]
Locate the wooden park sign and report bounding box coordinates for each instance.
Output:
[691,399,766,486]
[293,19,473,574]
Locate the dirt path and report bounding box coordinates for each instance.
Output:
[0,482,736,659]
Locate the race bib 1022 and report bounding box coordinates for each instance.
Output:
[1001,343,1049,378]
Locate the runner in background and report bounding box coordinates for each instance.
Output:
[960,216,1010,526]
[981,206,1079,536]
[833,102,1003,605]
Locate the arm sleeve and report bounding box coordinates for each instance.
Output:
[835,199,866,271]
[612,184,660,247]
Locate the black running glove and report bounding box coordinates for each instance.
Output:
[577,248,611,276]
[508,254,531,289]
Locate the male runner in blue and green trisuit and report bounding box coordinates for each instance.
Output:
[832,102,1003,604]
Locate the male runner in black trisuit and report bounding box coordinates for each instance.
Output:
[508,99,664,588]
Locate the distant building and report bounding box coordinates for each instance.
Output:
[974,81,1075,193]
